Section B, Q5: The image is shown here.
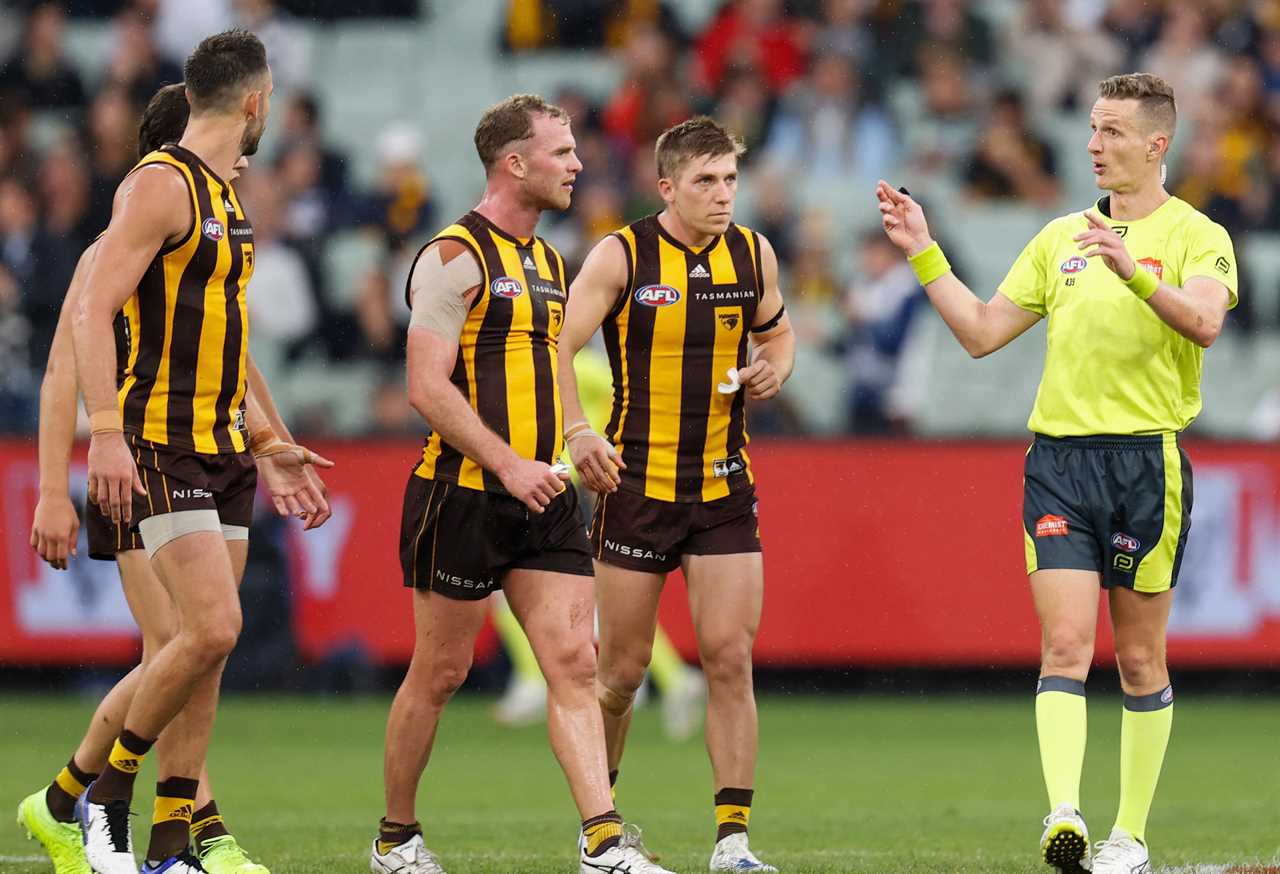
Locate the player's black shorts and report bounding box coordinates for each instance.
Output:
[399,473,593,600]
[589,487,761,574]
[86,498,144,560]
[1023,433,1192,593]
[127,434,257,528]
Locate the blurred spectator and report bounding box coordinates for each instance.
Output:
[85,87,142,233]
[503,0,684,51]
[141,0,234,66]
[352,124,435,248]
[750,165,797,265]
[275,91,349,205]
[0,258,35,433]
[1139,5,1223,119]
[0,98,34,184]
[368,370,417,436]
[601,26,693,158]
[104,8,184,107]
[837,230,926,434]
[905,45,983,176]
[1003,0,1123,115]
[354,239,415,363]
[29,139,94,366]
[878,0,994,79]
[962,89,1060,207]
[0,2,86,111]
[233,0,310,94]
[785,210,841,335]
[713,67,776,158]
[1100,0,1162,68]
[237,171,318,356]
[812,0,874,65]
[0,176,41,293]
[694,0,807,97]
[624,150,663,218]
[763,51,897,189]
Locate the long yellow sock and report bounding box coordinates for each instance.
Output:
[1035,676,1088,810]
[1115,686,1173,842]
[493,597,544,685]
[648,626,684,696]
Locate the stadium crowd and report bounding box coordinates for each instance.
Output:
[2,0,1278,438]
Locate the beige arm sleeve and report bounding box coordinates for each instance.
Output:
[408,241,482,340]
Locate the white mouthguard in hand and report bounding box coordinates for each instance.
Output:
[717,367,741,394]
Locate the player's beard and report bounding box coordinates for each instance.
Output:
[240,119,265,157]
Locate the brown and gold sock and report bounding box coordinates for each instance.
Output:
[714,787,753,842]
[190,800,230,853]
[377,818,422,856]
[88,730,154,803]
[581,810,623,857]
[147,777,199,862]
[45,757,97,823]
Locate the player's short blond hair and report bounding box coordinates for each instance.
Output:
[473,94,568,175]
[654,116,745,181]
[1098,73,1176,136]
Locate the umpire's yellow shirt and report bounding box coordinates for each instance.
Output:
[999,196,1238,437]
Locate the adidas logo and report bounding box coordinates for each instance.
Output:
[689,263,710,278]
[115,757,140,773]
[524,255,536,270]
[223,199,235,212]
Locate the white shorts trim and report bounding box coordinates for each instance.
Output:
[138,509,223,558]
[221,524,249,541]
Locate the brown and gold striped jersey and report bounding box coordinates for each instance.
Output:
[603,214,763,503]
[117,145,254,455]
[407,211,568,493]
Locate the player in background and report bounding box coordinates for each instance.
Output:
[72,32,330,874]
[19,82,318,874]
[877,73,1236,874]
[559,116,794,872]
[374,94,673,874]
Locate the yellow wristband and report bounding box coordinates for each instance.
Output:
[1125,264,1160,300]
[89,410,123,435]
[908,242,951,286]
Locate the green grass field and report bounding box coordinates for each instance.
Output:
[3,693,1277,873]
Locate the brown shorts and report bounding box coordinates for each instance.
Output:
[86,498,144,561]
[589,487,761,573]
[399,473,594,600]
[127,434,257,529]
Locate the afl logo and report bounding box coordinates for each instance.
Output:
[490,277,523,299]
[635,284,681,307]
[202,218,225,242]
[1111,532,1141,554]
[1060,256,1087,274]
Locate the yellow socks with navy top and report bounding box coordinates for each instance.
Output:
[46,757,97,822]
[1035,676,1088,811]
[89,729,154,802]
[582,811,623,857]
[148,776,199,862]
[1115,686,1174,843]
[715,787,753,842]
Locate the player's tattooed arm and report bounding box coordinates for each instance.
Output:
[560,235,629,494]
[740,232,794,400]
[407,240,567,513]
[876,180,1040,358]
[30,244,96,568]
[74,164,189,524]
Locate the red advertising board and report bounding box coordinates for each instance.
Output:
[1,439,1277,668]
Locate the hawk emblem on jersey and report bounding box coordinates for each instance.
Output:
[718,312,740,331]
[1060,256,1088,274]
[490,277,524,299]
[1138,258,1163,279]
[202,217,225,242]
[635,284,681,307]
[1035,515,1069,537]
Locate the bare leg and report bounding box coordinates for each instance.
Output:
[505,569,612,819]
[1109,586,1173,695]
[684,553,763,790]
[1031,569,1101,683]
[593,561,666,774]
[383,589,489,825]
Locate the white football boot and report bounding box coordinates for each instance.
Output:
[661,666,707,742]
[709,833,777,872]
[370,834,446,874]
[74,784,137,874]
[1040,803,1091,873]
[580,840,677,874]
[1092,827,1150,874]
[492,676,547,727]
